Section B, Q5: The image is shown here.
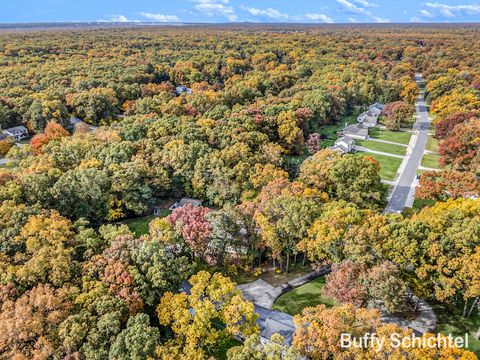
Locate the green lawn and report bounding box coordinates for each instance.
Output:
[426,135,439,152]
[272,277,338,316]
[355,152,402,181]
[421,153,440,169]
[355,139,407,156]
[318,112,359,148]
[369,128,412,145]
[120,211,171,236]
[433,302,480,356]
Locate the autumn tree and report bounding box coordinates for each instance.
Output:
[156,271,258,359]
[381,101,414,130]
[416,170,480,201]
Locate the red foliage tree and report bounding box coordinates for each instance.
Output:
[439,118,480,171]
[167,204,212,259]
[30,121,70,154]
[435,111,480,139]
[323,260,367,307]
[416,170,480,201]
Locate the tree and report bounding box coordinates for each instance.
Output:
[167,204,212,260]
[435,111,480,139]
[439,118,480,172]
[299,149,339,193]
[362,261,406,313]
[227,334,301,360]
[13,211,75,287]
[381,101,414,130]
[306,133,322,154]
[109,313,160,360]
[299,201,363,265]
[156,271,258,359]
[51,168,110,222]
[328,155,386,209]
[30,120,70,154]
[293,304,380,360]
[416,170,480,201]
[0,284,73,359]
[323,261,367,307]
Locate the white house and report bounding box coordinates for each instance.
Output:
[3,126,28,141]
[332,136,356,154]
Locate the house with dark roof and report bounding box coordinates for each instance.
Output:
[2,126,28,141]
[341,123,369,140]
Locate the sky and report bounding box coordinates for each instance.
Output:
[2,0,480,24]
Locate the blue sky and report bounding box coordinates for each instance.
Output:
[2,0,480,23]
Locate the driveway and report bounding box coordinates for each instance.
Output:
[386,73,430,213]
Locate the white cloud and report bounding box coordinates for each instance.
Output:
[245,7,289,20]
[304,13,334,23]
[352,0,378,8]
[109,14,130,22]
[193,0,237,21]
[139,12,180,22]
[424,2,480,18]
[336,0,389,22]
[419,9,434,17]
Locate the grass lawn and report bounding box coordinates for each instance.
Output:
[272,277,338,316]
[369,128,412,145]
[355,152,402,181]
[120,211,171,236]
[355,139,407,156]
[432,302,480,355]
[421,153,440,169]
[426,135,439,152]
[318,112,359,148]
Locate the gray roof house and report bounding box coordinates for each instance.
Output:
[175,85,192,95]
[341,123,369,140]
[2,126,28,141]
[168,197,203,211]
[370,102,384,112]
[357,110,378,128]
[332,136,355,154]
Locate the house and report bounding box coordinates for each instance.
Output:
[2,126,28,141]
[357,110,378,128]
[369,102,384,115]
[68,117,98,132]
[175,85,192,95]
[332,136,355,154]
[168,197,203,211]
[341,123,369,140]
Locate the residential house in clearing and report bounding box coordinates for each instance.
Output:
[168,197,203,212]
[2,126,28,141]
[370,102,384,114]
[175,85,192,95]
[357,110,378,128]
[340,123,369,140]
[332,136,356,154]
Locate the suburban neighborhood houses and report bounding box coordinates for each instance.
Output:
[0,20,479,360]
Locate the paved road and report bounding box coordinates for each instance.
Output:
[386,74,430,213]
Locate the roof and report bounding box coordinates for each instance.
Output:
[255,305,296,345]
[3,126,28,133]
[178,198,203,207]
[335,136,355,146]
[175,85,192,94]
[343,123,368,137]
